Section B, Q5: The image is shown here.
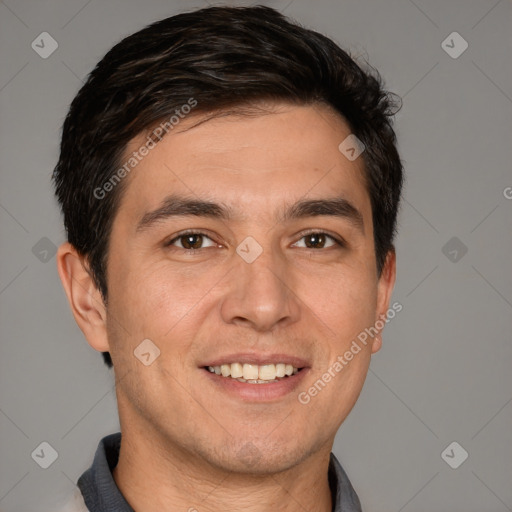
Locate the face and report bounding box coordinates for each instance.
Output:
[68,103,395,474]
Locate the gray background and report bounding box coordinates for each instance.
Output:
[1,0,511,510]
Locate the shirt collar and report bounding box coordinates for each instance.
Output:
[78,433,133,511]
[77,432,362,512]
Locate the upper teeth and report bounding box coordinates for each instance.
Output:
[207,363,299,381]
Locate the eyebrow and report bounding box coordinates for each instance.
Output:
[136,194,364,233]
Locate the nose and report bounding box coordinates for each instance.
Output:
[220,243,301,332]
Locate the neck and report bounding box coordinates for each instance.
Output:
[112,423,333,512]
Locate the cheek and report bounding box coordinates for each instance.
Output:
[298,264,378,342]
[112,260,228,339]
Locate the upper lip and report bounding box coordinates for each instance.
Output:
[200,352,310,368]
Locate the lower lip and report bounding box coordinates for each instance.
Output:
[201,367,309,402]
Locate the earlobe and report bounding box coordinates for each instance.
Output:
[371,333,382,354]
[56,242,110,353]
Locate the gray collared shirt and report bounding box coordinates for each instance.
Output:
[69,432,362,511]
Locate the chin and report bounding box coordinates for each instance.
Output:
[206,438,315,476]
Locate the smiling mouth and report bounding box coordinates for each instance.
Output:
[203,363,303,384]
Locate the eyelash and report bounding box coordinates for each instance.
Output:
[165,229,346,252]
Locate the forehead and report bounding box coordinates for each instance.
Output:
[116,103,370,222]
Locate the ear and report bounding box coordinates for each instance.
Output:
[371,249,397,354]
[56,242,110,353]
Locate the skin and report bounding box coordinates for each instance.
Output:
[57,103,396,512]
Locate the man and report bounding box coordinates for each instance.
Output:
[53,5,403,511]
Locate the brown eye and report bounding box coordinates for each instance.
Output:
[167,232,216,250]
[304,233,326,248]
[293,232,340,249]
[180,234,203,249]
